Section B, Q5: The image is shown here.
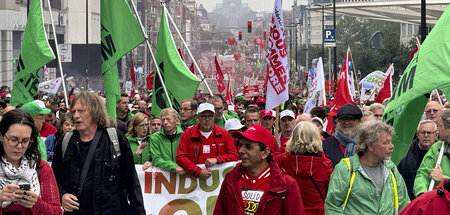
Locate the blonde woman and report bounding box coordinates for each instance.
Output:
[127,112,152,164]
[274,121,332,215]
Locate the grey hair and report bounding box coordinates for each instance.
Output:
[356,120,395,156]
[160,108,179,121]
[416,119,437,132]
[441,108,450,129]
[362,110,374,117]
[369,103,385,112]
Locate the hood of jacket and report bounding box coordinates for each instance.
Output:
[276,152,332,177]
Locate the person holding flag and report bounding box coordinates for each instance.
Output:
[414,109,450,197]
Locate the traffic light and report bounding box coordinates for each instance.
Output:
[263,31,266,40]
[239,32,242,40]
[248,21,252,33]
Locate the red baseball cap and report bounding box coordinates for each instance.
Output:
[0,93,5,99]
[233,124,276,152]
[260,110,274,119]
[256,97,266,103]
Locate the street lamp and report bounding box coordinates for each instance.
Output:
[313,3,332,59]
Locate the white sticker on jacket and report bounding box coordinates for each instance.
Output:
[203,145,210,153]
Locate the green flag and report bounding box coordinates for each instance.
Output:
[10,0,55,106]
[383,6,450,164]
[151,8,200,116]
[101,0,145,119]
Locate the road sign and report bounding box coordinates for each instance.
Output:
[324,29,336,47]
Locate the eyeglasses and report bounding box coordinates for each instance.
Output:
[137,123,149,128]
[215,107,224,112]
[4,135,32,147]
[418,131,436,136]
[151,123,162,126]
[180,108,193,112]
[199,114,214,119]
[426,109,439,114]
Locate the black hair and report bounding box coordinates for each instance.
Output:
[258,142,272,163]
[0,109,41,168]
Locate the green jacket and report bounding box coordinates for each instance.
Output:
[215,114,237,128]
[325,155,410,214]
[150,125,183,171]
[126,134,152,164]
[38,138,47,161]
[414,141,450,196]
[180,116,198,130]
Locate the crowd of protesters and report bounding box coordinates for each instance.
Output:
[0,85,449,214]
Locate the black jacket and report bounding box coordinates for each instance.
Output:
[52,128,145,215]
[322,136,345,168]
[397,138,428,200]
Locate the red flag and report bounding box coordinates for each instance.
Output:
[130,87,136,98]
[146,71,154,91]
[177,48,184,60]
[225,78,233,106]
[326,47,355,135]
[215,56,226,93]
[410,46,418,60]
[130,60,136,85]
[190,63,195,74]
[375,64,394,103]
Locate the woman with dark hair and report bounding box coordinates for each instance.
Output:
[127,112,152,164]
[44,113,74,161]
[274,121,332,215]
[0,109,62,214]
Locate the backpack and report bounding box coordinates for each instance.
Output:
[61,127,121,159]
[340,157,399,215]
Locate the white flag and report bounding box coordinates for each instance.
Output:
[265,0,289,111]
[38,77,62,94]
[304,57,325,114]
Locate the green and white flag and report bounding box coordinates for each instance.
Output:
[101,0,145,119]
[11,0,55,106]
[383,6,450,164]
[151,7,200,116]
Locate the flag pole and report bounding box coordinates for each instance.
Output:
[415,37,443,105]
[163,4,214,97]
[46,0,68,107]
[429,142,447,191]
[348,47,359,93]
[128,0,172,108]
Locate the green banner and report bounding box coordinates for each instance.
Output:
[151,7,200,116]
[383,6,450,164]
[10,0,55,107]
[101,0,145,119]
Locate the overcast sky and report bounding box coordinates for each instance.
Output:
[196,0,296,13]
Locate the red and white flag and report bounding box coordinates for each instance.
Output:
[39,77,62,94]
[215,56,226,93]
[375,63,394,103]
[265,0,289,111]
[225,77,233,106]
[43,65,49,81]
[326,47,355,135]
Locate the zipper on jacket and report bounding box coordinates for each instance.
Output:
[227,178,246,213]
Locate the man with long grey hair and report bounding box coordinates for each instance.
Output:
[325,120,409,214]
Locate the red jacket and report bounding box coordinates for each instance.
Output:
[400,178,450,215]
[40,122,57,138]
[274,152,332,215]
[176,124,239,177]
[1,160,62,215]
[213,162,305,215]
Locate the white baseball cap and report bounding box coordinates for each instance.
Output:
[197,103,215,114]
[225,118,244,131]
[311,117,324,127]
[280,110,295,119]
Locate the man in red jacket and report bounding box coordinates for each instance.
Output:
[176,103,239,180]
[214,124,305,215]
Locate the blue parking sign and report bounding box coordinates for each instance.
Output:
[324,29,336,47]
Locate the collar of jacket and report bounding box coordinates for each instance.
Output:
[156,125,183,137]
[189,124,224,140]
[226,161,288,195]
